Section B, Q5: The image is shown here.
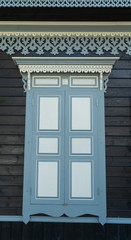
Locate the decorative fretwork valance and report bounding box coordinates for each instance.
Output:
[0,32,131,56]
[0,0,131,7]
[13,57,119,93]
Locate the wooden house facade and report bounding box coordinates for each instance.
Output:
[0,1,131,239]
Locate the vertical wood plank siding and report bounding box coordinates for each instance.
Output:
[0,51,131,218]
[0,222,130,240]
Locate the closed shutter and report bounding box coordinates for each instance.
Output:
[23,74,106,224]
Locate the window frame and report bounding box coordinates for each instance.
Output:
[13,57,118,225]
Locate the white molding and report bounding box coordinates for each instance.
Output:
[69,75,98,88]
[1,32,131,37]
[0,21,131,36]
[1,21,131,26]
[32,75,61,88]
[18,65,113,74]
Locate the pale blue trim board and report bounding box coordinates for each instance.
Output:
[106,218,131,225]
[0,216,23,222]
[0,216,130,224]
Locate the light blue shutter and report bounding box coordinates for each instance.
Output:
[23,74,106,224]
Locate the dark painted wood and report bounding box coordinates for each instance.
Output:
[0,222,10,240]
[0,135,24,144]
[0,197,22,207]
[107,167,131,177]
[106,146,131,157]
[0,69,21,78]
[108,210,131,218]
[0,97,25,106]
[0,165,23,175]
[105,98,131,107]
[107,199,131,210]
[106,136,131,146]
[0,106,25,115]
[0,116,25,125]
[0,145,24,155]
[31,222,44,240]
[0,88,25,96]
[107,188,131,199]
[0,186,23,197]
[0,208,22,215]
[0,222,130,239]
[108,79,131,88]
[105,107,130,116]
[107,177,131,188]
[0,60,19,69]
[0,176,23,185]
[0,155,24,165]
[0,126,25,135]
[11,222,23,240]
[105,88,131,97]
[114,60,131,69]
[0,7,131,21]
[0,78,23,87]
[106,127,130,136]
[22,222,33,240]
[105,117,130,126]
[107,157,131,167]
[110,69,131,78]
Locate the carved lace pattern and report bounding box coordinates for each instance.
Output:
[0,0,131,7]
[19,65,112,73]
[0,34,131,56]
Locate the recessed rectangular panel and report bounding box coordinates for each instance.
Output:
[70,76,98,88]
[37,161,58,198]
[38,137,58,154]
[32,76,60,87]
[71,97,91,130]
[39,97,59,130]
[71,162,92,198]
[71,137,91,154]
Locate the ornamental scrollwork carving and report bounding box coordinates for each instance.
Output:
[22,75,27,93]
[19,65,112,74]
[0,34,131,56]
[14,57,118,94]
[20,64,112,93]
[0,0,131,7]
[104,77,109,93]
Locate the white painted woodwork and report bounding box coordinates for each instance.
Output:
[71,162,92,198]
[72,137,91,154]
[70,76,98,88]
[37,161,58,197]
[33,76,60,87]
[71,97,91,130]
[38,137,58,154]
[39,97,59,130]
[35,78,58,85]
[73,78,95,85]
